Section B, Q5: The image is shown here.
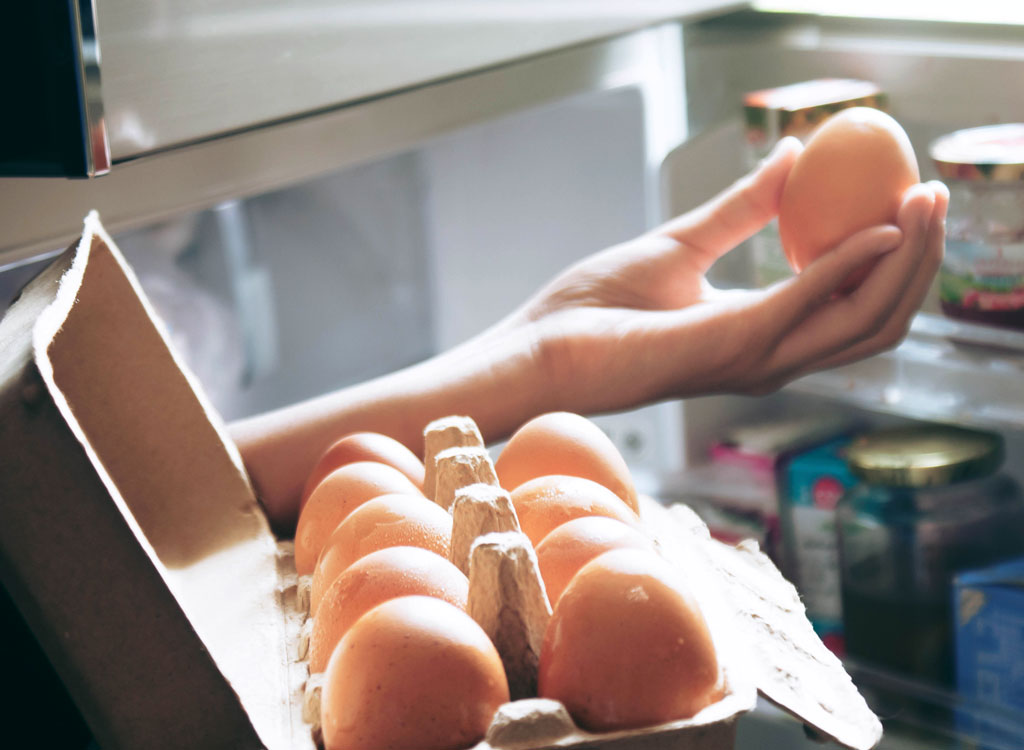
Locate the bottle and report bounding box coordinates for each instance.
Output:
[930,123,1024,331]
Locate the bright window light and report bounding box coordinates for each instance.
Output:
[753,1,1024,25]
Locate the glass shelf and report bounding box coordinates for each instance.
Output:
[788,313,1024,431]
[911,313,1024,356]
[737,663,1024,750]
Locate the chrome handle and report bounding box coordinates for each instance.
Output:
[72,0,110,177]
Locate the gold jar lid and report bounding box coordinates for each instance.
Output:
[847,426,1004,487]
[929,123,1024,183]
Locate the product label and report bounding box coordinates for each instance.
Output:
[954,568,1024,747]
[792,504,843,624]
[941,240,1024,313]
[784,440,856,655]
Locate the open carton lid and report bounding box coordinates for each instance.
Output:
[0,213,310,750]
[0,213,881,749]
[646,501,883,750]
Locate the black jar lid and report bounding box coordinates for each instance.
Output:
[847,425,1004,488]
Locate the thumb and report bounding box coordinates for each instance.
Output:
[654,136,803,272]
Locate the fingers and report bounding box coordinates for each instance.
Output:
[625,181,946,401]
[654,136,803,273]
[808,180,949,371]
[765,224,903,332]
[760,182,939,377]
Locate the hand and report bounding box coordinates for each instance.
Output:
[493,137,949,414]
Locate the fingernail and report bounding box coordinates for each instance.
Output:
[875,227,903,252]
[760,136,800,166]
[929,179,951,202]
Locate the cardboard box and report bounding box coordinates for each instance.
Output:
[779,438,860,656]
[0,213,882,750]
[954,558,1024,748]
[687,415,855,565]
[742,79,887,160]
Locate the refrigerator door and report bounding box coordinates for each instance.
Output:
[2,3,109,177]
[96,0,741,162]
[0,18,696,267]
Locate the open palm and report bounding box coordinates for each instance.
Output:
[497,137,948,414]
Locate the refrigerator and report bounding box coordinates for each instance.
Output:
[2,2,1023,748]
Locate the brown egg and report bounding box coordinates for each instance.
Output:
[510,475,638,548]
[538,549,722,732]
[300,432,425,512]
[535,516,654,605]
[778,107,919,279]
[294,461,423,575]
[309,547,469,674]
[495,412,639,513]
[310,493,454,614]
[321,596,509,750]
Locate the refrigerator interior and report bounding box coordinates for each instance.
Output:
[2,7,1024,750]
[664,9,1024,750]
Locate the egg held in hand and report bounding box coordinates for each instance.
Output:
[495,412,639,513]
[538,548,723,732]
[778,107,919,280]
[310,492,454,614]
[309,546,468,674]
[509,475,638,548]
[294,461,423,575]
[300,432,425,512]
[535,515,654,605]
[321,596,510,750]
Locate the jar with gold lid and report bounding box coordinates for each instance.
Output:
[930,123,1024,330]
[836,425,1024,688]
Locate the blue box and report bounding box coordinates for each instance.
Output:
[954,558,1024,748]
[781,438,858,655]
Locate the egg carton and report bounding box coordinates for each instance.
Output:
[0,213,881,750]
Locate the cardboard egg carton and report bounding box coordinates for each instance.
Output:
[0,214,882,750]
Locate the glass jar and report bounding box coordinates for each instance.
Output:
[836,425,1024,688]
[930,124,1024,331]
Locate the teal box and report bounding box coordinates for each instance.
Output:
[954,558,1024,749]
[781,438,858,656]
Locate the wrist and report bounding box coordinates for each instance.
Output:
[403,322,555,446]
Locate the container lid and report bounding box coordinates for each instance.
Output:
[743,79,883,113]
[929,123,1024,182]
[743,79,886,145]
[847,425,1004,487]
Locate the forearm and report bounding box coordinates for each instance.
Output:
[228,324,550,533]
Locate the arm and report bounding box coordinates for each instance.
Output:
[230,137,948,532]
[230,323,554,531]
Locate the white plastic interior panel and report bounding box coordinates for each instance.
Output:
[97,0,743,161]
[424,88,648,350]
[682,11,1024,144]
[422,86,685,484]
[111,154,436,422]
